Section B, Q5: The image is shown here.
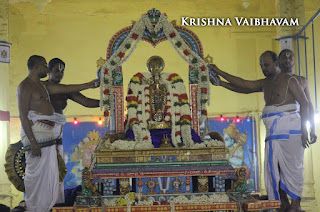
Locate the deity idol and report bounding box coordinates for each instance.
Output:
[125,56,202,148]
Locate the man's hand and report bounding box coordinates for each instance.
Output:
[208,64,219,73]
[302,130,309,148]
[88,79,100,89]
[309,131,317,144]
[31,142,41,157]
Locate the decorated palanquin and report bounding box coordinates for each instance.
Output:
[63,8,281,212]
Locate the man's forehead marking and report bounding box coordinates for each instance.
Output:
[58,63,65,71]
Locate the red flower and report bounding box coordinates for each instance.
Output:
[175,131,181,136]
[131,33,138,40]
[129,118,139,125]
[170,32,176,38]
[200,65,206,71]
[201,88,207,94]
[202,109,207,116]
[178,94,188,102]
[133,72,144,82]
[181,115,192,121]
[143,136,149,140]
[104,68,109,74]
[103,89,110,95]
[126,96,138,103]
[128,89,133,94]
[167,73,179,81]
[104,110,109,117]
[118,52,125,59]
[183,49,190,56]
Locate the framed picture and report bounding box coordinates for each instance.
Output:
[207,116,259,192]
[62,122,107,189]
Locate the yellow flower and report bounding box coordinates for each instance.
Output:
[116,197,128,206]
[125,192,136,202]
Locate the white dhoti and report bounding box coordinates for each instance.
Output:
[262,104,304,201]
[20,111,60,212]
[53,113,66,204]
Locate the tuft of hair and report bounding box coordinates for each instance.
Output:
[48,58,65,70]
[279,49,294,58]
[27,55,45,70]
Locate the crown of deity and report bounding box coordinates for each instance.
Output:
[147,56,165,75]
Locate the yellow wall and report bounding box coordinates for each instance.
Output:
[1,0,320,210]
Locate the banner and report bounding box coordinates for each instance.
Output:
[0,42,11,63]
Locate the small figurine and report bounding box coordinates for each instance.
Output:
[82,167,98,196]
[234,167,248,192]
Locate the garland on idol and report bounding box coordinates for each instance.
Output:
[125,72,193,148]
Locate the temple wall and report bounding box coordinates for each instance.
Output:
[0,0,14,208]
[0,0,319,210]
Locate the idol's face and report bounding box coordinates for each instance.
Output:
[260,54,278,78]
[49,63,65,84]
[279,51,295,73]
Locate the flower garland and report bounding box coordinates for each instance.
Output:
[103,192,230,210]
[100,16,146,126]
[191,139,225,148]
[124,72,194,148]
[101,12,211,126]
[126,72,153,149]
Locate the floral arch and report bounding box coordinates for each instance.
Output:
[100,8,217,134]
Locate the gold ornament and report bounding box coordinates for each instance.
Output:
[119,178,130,195]
[96,57,106,68]
[204,54,213,64]
[82,167,98,195]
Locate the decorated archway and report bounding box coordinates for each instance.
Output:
[100,8,217,134]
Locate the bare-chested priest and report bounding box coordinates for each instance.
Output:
[17,55,99,212]
[209,51,309,212]
[47,58,99,204]
[279,49,317,144]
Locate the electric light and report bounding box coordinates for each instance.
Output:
[98,118,103,125]
[73,117,78,125]
[219,115,225,122]
[236,116,241,123]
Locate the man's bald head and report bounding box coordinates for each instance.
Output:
[27,55,48,78]
[27,55,46,70]
[279,49,295,73]
[260,51,279,63]
[260,51,280,78]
